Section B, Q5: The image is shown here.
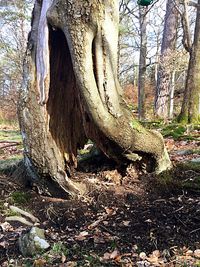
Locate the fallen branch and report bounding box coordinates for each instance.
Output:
[190,227,200,234]
[0,143,22,149]
[5,216,33,226]
[0,140,21,144]
[9,205,39,223]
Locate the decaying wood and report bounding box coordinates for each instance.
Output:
[9,205,39,223]
[5,216,34,226]
[19,0,172,197]
[36,0,53,105]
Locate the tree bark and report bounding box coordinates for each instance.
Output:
[154,0,179,119]
[138,6,147,120]
[178,0,200,124]
[19,0,172,197]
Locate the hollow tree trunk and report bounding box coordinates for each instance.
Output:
[178,0,200,124]
[19,0,172,197]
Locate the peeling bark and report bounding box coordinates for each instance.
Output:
[36,0,53,105]
[19,0,172,197]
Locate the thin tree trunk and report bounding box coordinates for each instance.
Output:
[169,70,175,119]
[138,6,147,120]
[178,0,200,123]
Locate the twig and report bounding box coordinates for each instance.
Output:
[190,227,200,234]
[0,142,22,149]
[175,215,187,228]
[172,206,184,213]
[0,141,21,144]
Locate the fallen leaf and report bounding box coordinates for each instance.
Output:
[194,249,200,258]
[61,253,66,263]
[75,231,89,241]
[103,250,119,260]
[110,249,119,259]
[88,219,102,229]
[33,259,46,267]
[65,262,77,267]
[123,220,130,226]
[103,252,111,260]
[0,222,13,232]
[0,241,8,248]
[105,207,117,215]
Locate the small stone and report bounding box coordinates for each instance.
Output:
[191,158,200,163]
[18,227,50,256]
[194,249,200,258]
[139,252,146,260]
[186,250,193,256]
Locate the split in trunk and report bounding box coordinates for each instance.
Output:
[19,0,172,197]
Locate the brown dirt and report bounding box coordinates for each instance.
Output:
[0,156,200,266]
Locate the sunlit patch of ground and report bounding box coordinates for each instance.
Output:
[0,124,200,266]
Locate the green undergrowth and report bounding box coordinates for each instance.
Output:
[0,155,23,173]
[10,191,30,205]
[141,121,200,140]
[153,162,200,194]
[23,241,112,267]
[161,124,186,139]
[0,129,22,142]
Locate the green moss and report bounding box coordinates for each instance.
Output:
[176,162,200,172]
[177,113,189,124]
[10,191,30,205]
[5,209,20,217]
[161,124,186,140]
[0,129,22,142]
[182,176,200,190]
[0,155,23,173]
[140,120,164,129]
[130,120,145,133]
[52,242,69,256]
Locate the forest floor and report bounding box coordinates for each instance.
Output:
[0,123,200,266]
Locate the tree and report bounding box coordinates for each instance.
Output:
[138,5,148,120]
[154,0,179,119]
[0,0,32,120]
[178,0,200,123]
[19,0,172,197]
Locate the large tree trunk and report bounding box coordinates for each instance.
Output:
[138,6,148,120]
[154,0,179,119]
[19,0,172,197]
[178,0,200,124]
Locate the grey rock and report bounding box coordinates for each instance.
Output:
[190,158,200,163]
[18,227,50,256]
[176,149,193,156]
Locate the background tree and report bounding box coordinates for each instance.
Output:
[0,0,32,122]
[0,0,32,121]
[19,0,171,197]
[138,5,148,120]
[178,0,200,123]
[154,0,179,119]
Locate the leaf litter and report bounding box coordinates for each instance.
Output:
[0,137,200,266]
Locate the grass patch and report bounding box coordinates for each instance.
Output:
[10,191,30,205]
[176,161,200,172]
[0,129,22,142]
[161,124,186,140]
[152,161,200,194]
[0,155,23,172]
